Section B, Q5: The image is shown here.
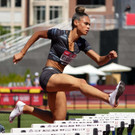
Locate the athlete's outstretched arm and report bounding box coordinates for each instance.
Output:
[13,30,48,64]
[86,49,117,66]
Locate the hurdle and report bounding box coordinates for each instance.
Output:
[32,122,106,135]
[11,127,89,134]
[83,114,126,135]
[8,112,135,135]
[53,119,111,135]
[11,123,99,135]
[31,115,114,135]
[75,116,113,135]
[109,112,135,135]
[0,133,87,135]
[83,112,135,135]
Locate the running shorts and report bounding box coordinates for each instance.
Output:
[39,66,62,92]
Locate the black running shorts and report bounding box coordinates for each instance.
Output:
[39,66,62,92]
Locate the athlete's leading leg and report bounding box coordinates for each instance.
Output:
[46,73,125,107]
[47,74,109,101]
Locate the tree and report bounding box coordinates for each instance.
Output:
[0,25,10,36]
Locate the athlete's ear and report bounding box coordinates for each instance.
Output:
[74,19,79,27]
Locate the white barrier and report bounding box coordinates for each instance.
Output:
[1,133,86,135]
[32,120,108,135]
[83,112,135,134]
[82,114,130,128]
[7,112,135,135]
[11,125,98,135]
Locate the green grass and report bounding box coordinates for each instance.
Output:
[68,108,135,114]
[0,108,135,134]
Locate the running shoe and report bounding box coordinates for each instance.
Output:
[109,81,125,107]
[9,101,25,123]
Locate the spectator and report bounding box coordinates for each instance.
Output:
[33,72,39,87]
[25,74,32,87]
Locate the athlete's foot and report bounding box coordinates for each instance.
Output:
[9,101,25,123]
[109,81,125,107]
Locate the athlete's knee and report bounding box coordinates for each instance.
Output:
[78,79,87,91]
[80,78,87,84]
[78,78,87,88]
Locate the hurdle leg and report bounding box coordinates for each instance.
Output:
[103,124,110,135]
[93,128,98,135]
[117,121,125,135]
[127,119,134,135]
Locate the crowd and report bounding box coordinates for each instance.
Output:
[7,72,40,87]
[25,72,40,87]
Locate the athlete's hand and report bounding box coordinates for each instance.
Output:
[107,50,117,60]
[13,52,24,64]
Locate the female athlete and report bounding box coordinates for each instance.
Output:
[9,6,125,123]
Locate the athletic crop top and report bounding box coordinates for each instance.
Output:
[47,28,92,66]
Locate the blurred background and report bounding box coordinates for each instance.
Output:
[0,0,135,132]
[0,0,135,85]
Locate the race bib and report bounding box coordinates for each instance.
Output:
[60,50,76,65]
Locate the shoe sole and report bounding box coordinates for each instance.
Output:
[115,81,125,103]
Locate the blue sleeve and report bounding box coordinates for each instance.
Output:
[80,38,92,53]
[47,28,63,40]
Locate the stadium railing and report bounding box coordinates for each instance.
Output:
[0,15,118,62]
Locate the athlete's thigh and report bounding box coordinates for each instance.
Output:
[47,91,67,120]
[46,73,83,92]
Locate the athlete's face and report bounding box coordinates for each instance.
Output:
[76,16,90,35]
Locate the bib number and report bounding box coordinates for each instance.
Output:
[60,50,76,65]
